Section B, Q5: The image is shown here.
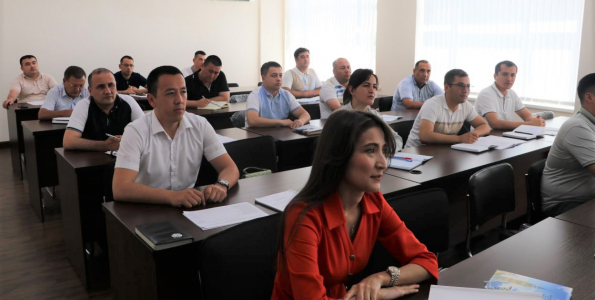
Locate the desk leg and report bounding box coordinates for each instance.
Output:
[23,129,44,222]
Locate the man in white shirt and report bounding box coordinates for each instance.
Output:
[405,69,490,148]
[38,66,89,120]
[181,50,206,78]
[113,66,239,207]
[319,58,351,119]
[474,60,545,130]
[3,55,57,108]
[282,47,322,98]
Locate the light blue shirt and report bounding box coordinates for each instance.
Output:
[246,87,301,127]
[391,75,443,110]
[41,83,89,111]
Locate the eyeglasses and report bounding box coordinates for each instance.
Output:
[67,82,85,89]
[121,64,134,68]
[448,82,472,90]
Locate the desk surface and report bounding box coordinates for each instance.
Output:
[102,166,419,244]
[21,119,67,133]
[243,125,310,141]
[435,217,595,300]
[556,199,595,229]
[215,127,261,140]
[229,86,258,95]
[54,148,116,170]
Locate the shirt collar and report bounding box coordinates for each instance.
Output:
[331,77,341,87]
[440,94,462,112]
[150,111,192,136]
[23,73,43,81]
[322,191,381,230]
[579,107,595,125]
[261,86,281,99]
[293,67,309,76]
[411,74,426,89]
[490,82,509,98]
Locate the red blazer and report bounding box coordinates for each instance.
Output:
[271,191,439,300]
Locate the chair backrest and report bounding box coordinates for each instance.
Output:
[392,120,414,146]
[356,188,449,279]
[199,213,280,300]
[526,159,546,224]
[468,163,515,231]
[228,83,239,87]
[378,96,393,112]
[196,135,278,186]
[230,110,246,127]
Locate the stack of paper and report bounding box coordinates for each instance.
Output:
[485,270,572,300]
[429,285,541,300]
[255,189,298,212]
[504,125,546,140]
[52,117,70,124]
[381,115,403,123]
[182,202,267,230]
[199,101,229,110]
[389,153,433,170]
[297,96,319,104]
[216,134,237,144]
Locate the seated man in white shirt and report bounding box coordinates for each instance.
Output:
[319,58,351,119]
[282,47,322,98]
[474,60,545,130]
[112,66,239,207]
[405,69,490,148]
[38,66,90,120]
[246,61,311,128]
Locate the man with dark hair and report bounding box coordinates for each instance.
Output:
[185,55,230,108]
[282,47,322,98]
[319,58,351,119]
[391,60,443,110]
[112,65,239,207]
[541,73,595,216]
[474,60,544,130]
[405,69,490,148]
[246,61,310,128]
[182,50,207,77]
[114,55,148,95]
[63,68,144,151]
[38,66,90,120]
[3,55,57,108]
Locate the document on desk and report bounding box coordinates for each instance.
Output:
[27,100,45,106]
[543,127,559,136]
[485,270,572,300]
[381,115,403,123]
[198,101,229,110]
[217,134,237,144]
[52,117,70,124]
[389,153,433,170]
[255,189,298,212]
[297,96,319,104]
[183,202,267,230]
[429,285,541,300]
[452,136,526,152]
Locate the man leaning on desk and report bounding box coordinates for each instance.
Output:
[405,69,490,148]
[185,55,230,108]
[2,55,57,109]
[282,47,322,99]
[245,61,311,128]
[115,55,148,95]
[63,68,144,151]
[474,60,545,130]
[112,66,239,208]
[38,66,89,120]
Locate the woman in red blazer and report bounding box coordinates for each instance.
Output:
[271,109,438,300]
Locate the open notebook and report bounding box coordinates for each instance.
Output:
[197,101,229,110]
[389,153,433,170]
[503,125,558,140]
[452,135,527,152]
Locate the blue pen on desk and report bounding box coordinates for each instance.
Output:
[393,157,413,162]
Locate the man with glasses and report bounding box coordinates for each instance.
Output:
[38,66,89,120]
[474,60,545,130]
[2,55,57,109]
[115,55,148,95]
[391,60,443,110]
[63,68,143,151]
[185,55,230,108]
[405,69,490,148]
[282,47,322,98]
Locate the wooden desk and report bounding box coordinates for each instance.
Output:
[22,120,66,222]
[556,199,595,229]
[412,218,595,300]
[7,103,41,179]
[215,127,261,140]
[103,167,420,300]
[55,148,115,290]
[229,85,258,96]
[187,102,247,130]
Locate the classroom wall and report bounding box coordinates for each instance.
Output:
[576,0,595,111]
[0,0,263,142]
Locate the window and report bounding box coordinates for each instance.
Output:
[415,0,585,109]
[285,0,377,81]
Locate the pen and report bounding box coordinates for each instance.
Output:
[514,131,534,136]
[393,157,413,162]
[105,133,119,139]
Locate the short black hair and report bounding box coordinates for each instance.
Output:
[88,68,113,87]
[444,69,469,85]
[194,50,206,57]
[294,48,309,60]
[64,66,86,80]
[20,55,36,66]
[120,55,134,63]
[415,60,429,68]
[147,66,183,96]
[495,60,517,75]
[260,61,282,76]
[204,55,222,68]
[577,73,595,104]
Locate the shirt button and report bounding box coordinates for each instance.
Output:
[350,255,355,260]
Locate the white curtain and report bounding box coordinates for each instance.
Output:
[415,0,585,109]
[285,0,377,82]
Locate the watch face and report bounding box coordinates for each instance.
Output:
[217,180,229,187]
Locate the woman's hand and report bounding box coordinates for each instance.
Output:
[342,273,384,300]
[377,284,420,299]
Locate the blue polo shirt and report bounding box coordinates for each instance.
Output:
[41,83,89,111]
[245,87,301,127]
[392,75,443,110]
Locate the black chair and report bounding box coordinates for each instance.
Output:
[199,213,280,300]
[391,120,414,146]
[466,163,516,257]
[525,159,547,224]
[258,81,263,86]
[357,188,449,280]
[377,96,393,112]
[228,83,239,87]
[457,120,471,135]
[196,136,278,186]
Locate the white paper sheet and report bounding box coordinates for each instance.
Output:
[216,134,237,144]
[182,202,267,230]
[297,96,319,104]
[381,115,403,123]
[255,189,298,212]
[429,285,542,300]
[27,100,45,106]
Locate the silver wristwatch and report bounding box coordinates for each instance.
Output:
[386,266,400,286]
[215,179,229,191]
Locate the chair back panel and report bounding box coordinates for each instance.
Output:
[468,163,515,230]
[526,159,546,224]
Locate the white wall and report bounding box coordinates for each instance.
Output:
[576,0,595,110]
[260,0,285,72]
[0,0,264,142]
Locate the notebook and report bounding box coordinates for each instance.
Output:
[452,135,526,152]
[297,96,319,104]
[381,115,403,123]
[52,117,70,124]
[503,125,545,140]
[485,270,572,300]
[198,101,229,110]
[293,124,323,136]
[135,221,193,251]
[451,143,495,153]
[389,153,433,170]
